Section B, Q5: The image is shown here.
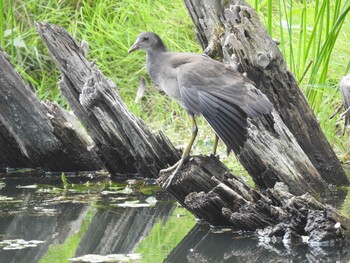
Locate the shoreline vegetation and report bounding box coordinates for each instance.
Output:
[1,0,349,169]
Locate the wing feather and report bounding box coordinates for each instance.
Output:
[177,57,274,153]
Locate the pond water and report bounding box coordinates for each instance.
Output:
[0,169,349,263]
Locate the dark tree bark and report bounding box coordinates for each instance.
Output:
[158,156,350,244]
[36,22,179,177]
[0,47,101,171]
[183,0,348,186]
[0,122,34,169]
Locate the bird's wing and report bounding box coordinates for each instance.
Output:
[177,58,273,153]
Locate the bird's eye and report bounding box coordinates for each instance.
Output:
[143,36,149,41]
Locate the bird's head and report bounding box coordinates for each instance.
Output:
[128,32,166,53]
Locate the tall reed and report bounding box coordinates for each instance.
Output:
[251,0,350,151]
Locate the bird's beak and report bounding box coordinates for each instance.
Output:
[128,39,140,53]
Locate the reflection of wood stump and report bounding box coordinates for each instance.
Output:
[165,224,350,263]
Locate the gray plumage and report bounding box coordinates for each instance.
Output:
[135,76,147,103]
[340,75,350,134]
[129,32,273,154]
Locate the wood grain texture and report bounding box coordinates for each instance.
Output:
[0,47,101,171]
[36,22,179,177]
[158,155,350,243]
[183,0,348,185]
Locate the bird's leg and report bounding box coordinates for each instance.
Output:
[175,115,198,172]
[161,115,198,186]
[212,134,219,156]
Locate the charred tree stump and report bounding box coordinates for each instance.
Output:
[158,156,350,244]
[183,0,348,186]
[36,22,179,177]
[0,47,101,171]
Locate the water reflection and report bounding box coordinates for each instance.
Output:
[0,172,190,262]
[0,171,349,262]
[165,224,350,263]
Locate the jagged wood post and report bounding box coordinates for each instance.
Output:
[183,0,348,186]
[157,0,350,230]
[156,45,328,196]
[0,47,102,171]
[159,155,350,244]
[36,22,179,177]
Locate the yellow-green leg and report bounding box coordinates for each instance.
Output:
[212,134,219,156]
[161,115,198,186]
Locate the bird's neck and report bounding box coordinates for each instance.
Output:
[146,47,167,84]
[146,45,167,60]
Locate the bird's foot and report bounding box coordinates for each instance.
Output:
[160,155,190,188]
[159,160,181,174]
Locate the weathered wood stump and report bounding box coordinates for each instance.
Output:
[184,0,348,186]
[0,47,102,171]
[36,22,179,177]
[0,17,348,244]
[158,155,350,244]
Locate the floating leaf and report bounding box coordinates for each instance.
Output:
[16,184,37,189]
[0,196,14,201]
[0,239,45,250]
[69,253,142,262]
[117,201,150,208]
[118,185,133,195]
[145,196,157,206]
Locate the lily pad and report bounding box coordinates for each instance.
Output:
[117,201,150,208]
[0,196,14,201]
[16,184,38,189]
[145,196,157,206]
[69,253,142,262]
[0,239,45,250]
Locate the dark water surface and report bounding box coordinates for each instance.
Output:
[0,170,349,263]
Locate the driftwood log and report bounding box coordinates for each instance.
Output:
[183,0,348,186]
[36,22,179,177]
[0,47,102,171]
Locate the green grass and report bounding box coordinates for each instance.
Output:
[135,206,195,262]
[1,0,349,162]
[252,0,350,160]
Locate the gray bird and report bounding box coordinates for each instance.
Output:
[129,32,273,178]
[340,75,350,134]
